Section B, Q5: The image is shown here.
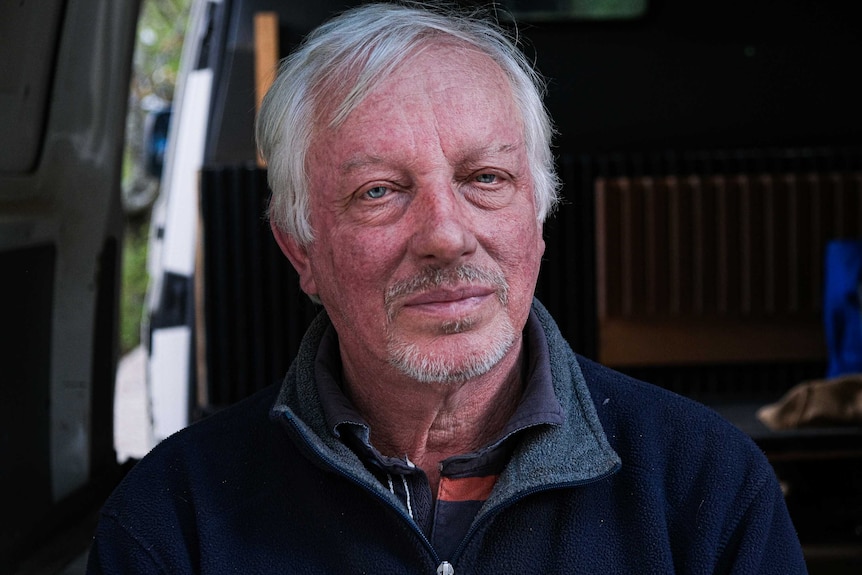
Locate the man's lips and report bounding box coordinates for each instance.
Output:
[401,286,496,308]
[383,265,509,323]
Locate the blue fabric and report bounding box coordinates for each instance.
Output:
[824,239,862,378]
[87,299,806,574]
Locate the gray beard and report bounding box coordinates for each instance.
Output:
[386,318,516,383]
[383,264,513,383]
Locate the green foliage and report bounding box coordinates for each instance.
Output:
[121,216,151,354]
[132,0,189,104]
[121,0,190,354]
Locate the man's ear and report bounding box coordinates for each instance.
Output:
[270,220,319,298]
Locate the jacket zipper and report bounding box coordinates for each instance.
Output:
[282,409,620,573]
[281,411,444,570]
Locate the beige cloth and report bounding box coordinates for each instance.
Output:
[757,374,862,430]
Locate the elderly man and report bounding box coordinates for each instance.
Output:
[88,3,806,573]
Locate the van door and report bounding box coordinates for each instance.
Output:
[0,0,140,570]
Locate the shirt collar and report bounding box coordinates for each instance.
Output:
[313,324,365,434]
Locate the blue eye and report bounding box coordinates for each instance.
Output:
[366,186,388,199]
[475,173,497,184]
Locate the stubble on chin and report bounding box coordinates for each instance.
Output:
[440,315,478,335]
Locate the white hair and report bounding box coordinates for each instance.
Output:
[256,2,560,245]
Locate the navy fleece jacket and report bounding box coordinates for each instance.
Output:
[87,299,806,574]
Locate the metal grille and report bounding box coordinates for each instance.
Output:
[596,171,862,321]
[581,147,862,398]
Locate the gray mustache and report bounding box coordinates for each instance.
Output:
[384,265,509,321]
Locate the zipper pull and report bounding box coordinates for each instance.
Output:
[437,561,454,575]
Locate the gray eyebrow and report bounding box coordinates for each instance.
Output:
[338,154,387,174]
[456,142,522,164]
[338,142,522,173]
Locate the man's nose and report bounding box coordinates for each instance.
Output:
[409,185,477,263]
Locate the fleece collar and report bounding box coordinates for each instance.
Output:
[483,299,621,511]
[271,298,621,512]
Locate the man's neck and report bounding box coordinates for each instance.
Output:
[341,343,525,495]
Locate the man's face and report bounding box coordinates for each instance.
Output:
[276,42,545,384]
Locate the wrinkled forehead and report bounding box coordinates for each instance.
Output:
[311,37,520,133]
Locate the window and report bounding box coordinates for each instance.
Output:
[501,0,647,21]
